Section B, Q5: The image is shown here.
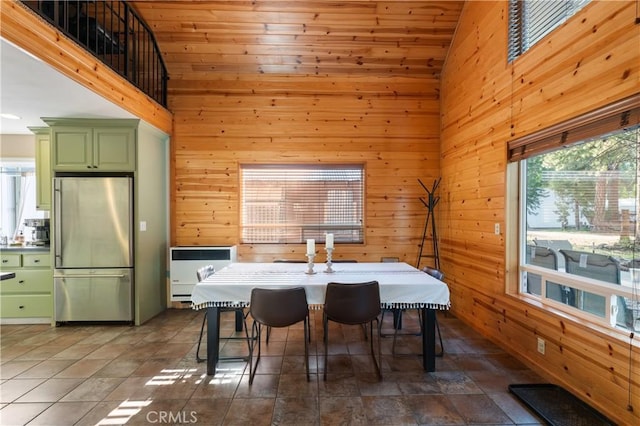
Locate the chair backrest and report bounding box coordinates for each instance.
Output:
[250,287,308,327]
[524,246,558,297]
[196,264,215,281]
[526,245,557,270]
[534,239,572,251]
[273,259,307,263]
[560,249,632,327]
[324,281,380,325]
[380,257,399,263]
[422,266,444,281]
[560,249,620,284]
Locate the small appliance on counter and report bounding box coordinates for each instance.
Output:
[24,218,50,246]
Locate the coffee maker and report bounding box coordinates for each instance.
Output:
[24,218,50,246]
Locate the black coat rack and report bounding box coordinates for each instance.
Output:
[416,177,441,270]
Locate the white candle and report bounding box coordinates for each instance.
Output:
[307,239,315,255]
[325,233,334,249]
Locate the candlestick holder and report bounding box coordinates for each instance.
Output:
[324,247,334,273]
[306,254,316,274]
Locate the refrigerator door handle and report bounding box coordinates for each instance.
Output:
[53,179,62,268]
[54,274,127,279]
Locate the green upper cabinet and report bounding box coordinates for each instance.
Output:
[45,119,138,172]
[94,127,136,170]
[51,126,93,171]
[29,127,51,211]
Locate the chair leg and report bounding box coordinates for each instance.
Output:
[379,308,401,337]
[369,318,382,380]
[435,316,444,357]
[391,313,399,355]
[240,309,253,355]
[390,309,443,357]
[196,311,207,363]
[249,322,262,385]
[323,313,329,381]
[304,316,310,381]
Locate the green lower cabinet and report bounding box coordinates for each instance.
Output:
[0,250,53,322]
[1,294,52,318]
[3,270,52,293]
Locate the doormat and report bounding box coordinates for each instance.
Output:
[508,384,616,426]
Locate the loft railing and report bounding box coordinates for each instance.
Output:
[20,0,168,107]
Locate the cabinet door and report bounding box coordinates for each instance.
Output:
[52,127,94,171]
[35,133,51,210]
[93,127,136,171]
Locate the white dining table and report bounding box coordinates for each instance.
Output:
[191,262,450,376]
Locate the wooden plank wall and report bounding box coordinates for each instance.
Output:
[171,78,440,262]
[440,1,640,424]
[161,1,463,263]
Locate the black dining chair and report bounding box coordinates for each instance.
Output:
[323,280,382,380]
[248,287,310,384]
[195,265,252,363]
[271,260,312,341]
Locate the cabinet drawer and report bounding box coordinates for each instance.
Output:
[0,294,52,318]
[1,270,52,294]
[22,253,51,268]
[0,254,21,268]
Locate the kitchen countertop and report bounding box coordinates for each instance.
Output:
[0,245,50,253]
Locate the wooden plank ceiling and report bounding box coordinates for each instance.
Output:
[131,1,464,90]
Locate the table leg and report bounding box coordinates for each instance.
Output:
[421,307,436,372]
[235,309,243,332]
[206,306,221,376]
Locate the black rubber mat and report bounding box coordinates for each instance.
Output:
[508,384,616,426]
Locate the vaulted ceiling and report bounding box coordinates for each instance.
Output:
[132,1,464,84]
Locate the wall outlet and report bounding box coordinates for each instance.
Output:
[494,223,500,235]
[537,337,545,354]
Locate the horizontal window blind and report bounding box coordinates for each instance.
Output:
[508,94,640,162]
[240,164,364,244]
[508,0,591,62]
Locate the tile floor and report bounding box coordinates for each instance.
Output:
[0,308,546,425]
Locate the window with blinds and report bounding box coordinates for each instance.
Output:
[240,164,364,244]
[508,0,591,62]
[514,95,640,332]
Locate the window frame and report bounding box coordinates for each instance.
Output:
[508,95,640,332]
[508,0,591,62]
[239,163,365,245]
[0,159,44,241]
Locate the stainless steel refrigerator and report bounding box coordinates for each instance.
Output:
[53,176,134,322]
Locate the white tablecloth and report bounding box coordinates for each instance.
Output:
[191,262,450,310]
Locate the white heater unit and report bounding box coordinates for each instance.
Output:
[169,246,237,302]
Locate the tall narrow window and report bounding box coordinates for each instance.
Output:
[240,164,364,244]
[508,0,591,62]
